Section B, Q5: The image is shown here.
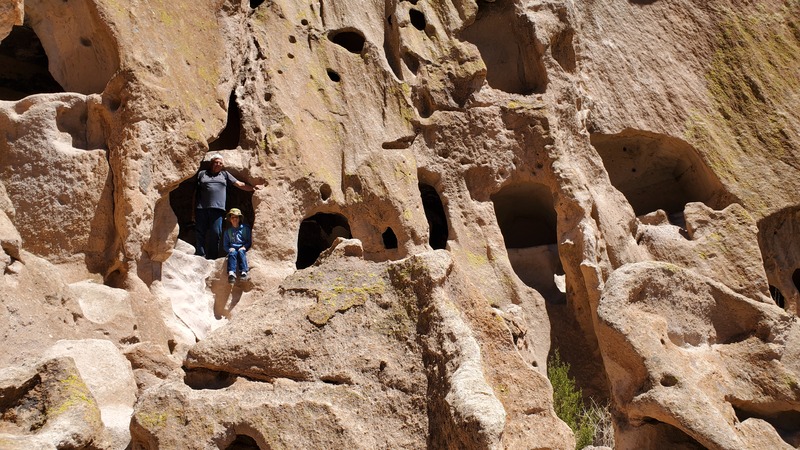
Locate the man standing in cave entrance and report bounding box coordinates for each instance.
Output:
[194,153,261,259]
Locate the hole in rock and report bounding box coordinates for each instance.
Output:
[0,25,64,100]
[770,285,786,309]
[409,9,426,31]
[329,29,366,54]
[732,402,800,447]
[183,368,237,390]
[326,69,341,82]
[382,227,398,249]
[319,183,332,201]
[491,182,564,303]
[169,160,256,253]
[793,269,800,292]
[225,434,261,450]
[591,131,726,217]
[301,19,309,26]
[249,0,265,9]
[418,183,448,250]
[459,0,548,94]
[296,213,352,269]
[660,374,678,387]
[209,91,242,151]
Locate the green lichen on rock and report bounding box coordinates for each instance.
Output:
[705,4,800,158]
[136,410,168,429]
[47,373,95,418]
[307,273,386,326]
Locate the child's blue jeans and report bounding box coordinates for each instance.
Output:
[227,248,249,274]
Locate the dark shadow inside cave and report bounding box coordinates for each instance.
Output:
[491,182,563,302]
[296,213,352,269]
[329,29,366,54]
[0,24,64,100]
[591,131,726,217]
[209,91,242,151]
[419,183,448,250]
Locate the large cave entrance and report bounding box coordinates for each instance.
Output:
[459,0,547,94]
[169,159,256,254]
[591,131,725,220]
[491,182,563,303]
[0,24,64,100]
[296,213,352,269]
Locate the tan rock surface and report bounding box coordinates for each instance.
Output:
[0,0,799,448]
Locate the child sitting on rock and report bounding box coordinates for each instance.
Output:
[223,208,251,283]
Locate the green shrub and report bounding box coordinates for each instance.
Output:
[548,350,613,449]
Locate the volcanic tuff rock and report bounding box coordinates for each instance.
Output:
[1,0,800,449]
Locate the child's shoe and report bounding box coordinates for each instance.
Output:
[228,271,236,284]
[239,271,249,282]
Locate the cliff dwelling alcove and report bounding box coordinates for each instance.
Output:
[296,213,352,269]
[591,131,724,222]
[419,183,448,250]
[209,91,242,151]
[0,24,64,100]
[459,0,548,94]
[491,182,564,303]
[168,161,256,251]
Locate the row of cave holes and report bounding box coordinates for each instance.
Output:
[170,179,449,270]
[295,182,448,269]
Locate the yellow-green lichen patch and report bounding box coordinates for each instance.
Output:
[47,374,95,418]
[136,411,168,429]
[307,273,386,326]
[702,5,800,162]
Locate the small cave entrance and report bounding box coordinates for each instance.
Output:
[591,131,726,217]
[329,29,366,54]
[382,227,398,249]
[769,285,786,309]
[169,160,256,252]
[209,91,242,151]
[0,24,64,100]
[459,0,548,94]
[491,182,563,302]
[296,213,352,269]
[419,183,448,250]
[225,434,261,450]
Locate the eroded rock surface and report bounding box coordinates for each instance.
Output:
[1,0,800,448]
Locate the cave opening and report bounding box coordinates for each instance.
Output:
[591,132,726,217]
[225,434,261,450]
[769,285,786,309]
[491,182,563,302]
[418,183,448,250]
[329,29,366,54]
[169,160,256,253]
[793,268,800,292]
[249,0,265,9]
[409,9,426,31]
[458,0,548,94]
[296,213,352,269]
[0,24,64,100]
[326,69,341,82]
[382,227,398,249]
[209,91,242,151]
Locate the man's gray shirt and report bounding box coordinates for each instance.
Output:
[196,170,239,210]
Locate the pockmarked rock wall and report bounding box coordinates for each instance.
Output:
[1,0,800,448]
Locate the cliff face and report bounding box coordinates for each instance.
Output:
[1,0,800,448]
